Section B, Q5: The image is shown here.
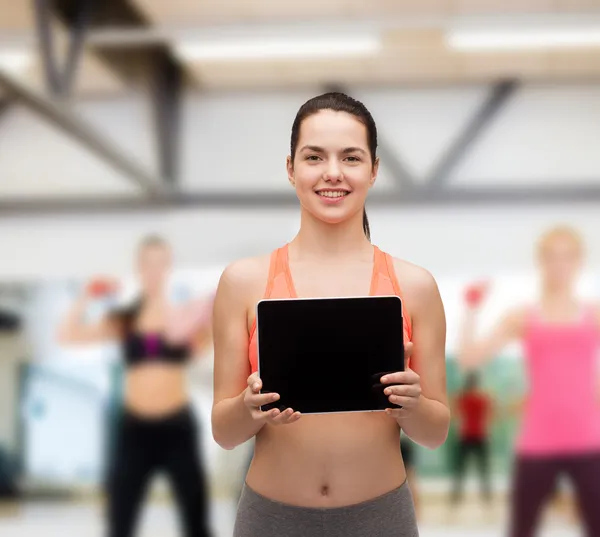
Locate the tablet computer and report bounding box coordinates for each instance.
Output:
[256,295,405,415]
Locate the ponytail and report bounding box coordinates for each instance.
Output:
[362,207,370,241]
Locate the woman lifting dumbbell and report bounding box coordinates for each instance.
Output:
[58,234,214,537]
[458,225,600,537]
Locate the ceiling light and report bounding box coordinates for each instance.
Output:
[174,36,381,62]
[447,27,600,51]
[0,50,32,75]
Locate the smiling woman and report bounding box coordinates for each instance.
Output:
[287,93,377,241]
[211,92,449,537]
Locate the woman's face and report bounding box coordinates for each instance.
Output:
[287,110,378,226]
[538,235,582,290]
[137,244,172,293]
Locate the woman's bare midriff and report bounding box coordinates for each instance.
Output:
[123,363,189,417]
[246,412,407,508]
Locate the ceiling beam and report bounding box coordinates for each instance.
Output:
[0,98,11,123]
[426,79,519,188]
[1,183,599,217]
[58,0,95,97]
[376,138,416,191]
[33,0,61,96]
[53,0,187,190]
[52,0,160,88]
[33,0,94,98]
[151,50,183,186]
[0,69,165,198]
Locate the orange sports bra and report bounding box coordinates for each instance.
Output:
[248,244,412,373]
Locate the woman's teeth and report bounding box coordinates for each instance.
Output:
[318,191,348,198]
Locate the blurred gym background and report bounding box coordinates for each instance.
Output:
[1,1,600,536]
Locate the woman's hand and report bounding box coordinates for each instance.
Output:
[244,372,301,425]
[380,342,422,418]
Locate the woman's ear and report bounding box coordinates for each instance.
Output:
[370,157,379,187]
[287,155,295,187]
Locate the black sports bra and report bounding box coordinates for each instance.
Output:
[122,331,191,367]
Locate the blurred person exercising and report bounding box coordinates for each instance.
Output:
[211,92,449,537]
[458,226,600,537]
[58,235,213,537]
[450,371,494,505]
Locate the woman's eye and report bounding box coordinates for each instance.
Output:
[345,156,360,162]
[306,155,321,161]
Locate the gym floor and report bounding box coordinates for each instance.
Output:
[0,495,580,537]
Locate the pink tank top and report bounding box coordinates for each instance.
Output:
[517,305,600,456]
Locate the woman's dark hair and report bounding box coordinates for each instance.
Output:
[112,233,169,335]
[290,92,377,241]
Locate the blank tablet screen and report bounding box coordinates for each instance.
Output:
[256,295,405,415]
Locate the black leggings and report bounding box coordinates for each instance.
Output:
[509,452,600,537]
[451,438,491,503]
[105,405,212,537]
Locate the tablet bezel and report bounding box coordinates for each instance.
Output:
[256,295,404,415]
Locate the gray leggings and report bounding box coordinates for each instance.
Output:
[234,481,419,537]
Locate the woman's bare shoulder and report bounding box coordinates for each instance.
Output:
[391,257,438,297]
[218,253,272,299]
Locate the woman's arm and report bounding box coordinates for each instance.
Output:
[211,259,269,450]
[449,395,461,426]
[57,294,119,345]
[457,294,525,371]
[183,296,214,356]
[172,294,216,349]
[394,266,450,449]
[211,259,299,450]
[191,318,213,356]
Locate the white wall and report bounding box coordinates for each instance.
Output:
[0,204,599,281]
[0,96,151,199]
[0,83,598,280]
[1,83,599,195]
[451,85,600,184]
[178,84,600,189]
